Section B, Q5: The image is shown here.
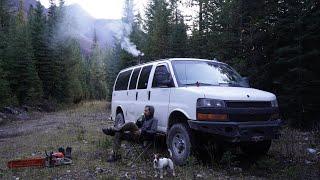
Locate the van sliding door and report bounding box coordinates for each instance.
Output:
[134,65,153,121]
[127,67,141,122]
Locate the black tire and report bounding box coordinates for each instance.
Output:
[167,123,194,165]
[114,113,125,129]
[240,140,271,156]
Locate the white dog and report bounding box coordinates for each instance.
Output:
[153,149,175,179]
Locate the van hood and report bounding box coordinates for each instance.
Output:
[185,86,276,101]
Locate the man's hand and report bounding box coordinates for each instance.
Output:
[133,129,141,136]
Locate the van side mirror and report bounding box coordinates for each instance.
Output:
[240,77,250,88]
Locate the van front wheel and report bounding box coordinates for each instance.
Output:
[114,113,125,129]
[167,123,193,165]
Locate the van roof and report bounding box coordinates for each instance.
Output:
[119,58,221,72]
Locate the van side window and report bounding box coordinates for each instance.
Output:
[137,65,152,89]
[129,68,141,90]
[115,70,132,91]
[152,65,173,88]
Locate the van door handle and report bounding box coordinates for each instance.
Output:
[136,92,138,100]
[148,91,151,100]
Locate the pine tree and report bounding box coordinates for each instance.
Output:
[270,0,320,128]
[28,1,54,99]
[0,0,13,107]
[4,0,42,105]
[168,0,188,57]
[0,61,13,107]
[56,39,86,103]
[130,12,147,63]
[105,43,121,100]
[119,0,141,68]
[88,29,107,99]
[144,0,171,60]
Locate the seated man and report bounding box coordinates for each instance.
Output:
[102,105,157,162]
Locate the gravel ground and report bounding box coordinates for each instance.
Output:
[0,101,319,179]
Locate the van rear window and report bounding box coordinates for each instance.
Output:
[129,68,141,89]
[137,65,152,89]
[115,70,132,91]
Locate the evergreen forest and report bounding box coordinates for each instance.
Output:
[0,0,319,129]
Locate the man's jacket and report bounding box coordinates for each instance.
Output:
[135,106,157,138]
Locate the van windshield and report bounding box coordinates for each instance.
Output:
[172,60,244,87]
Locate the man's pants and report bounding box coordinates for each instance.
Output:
[112,122,140,155]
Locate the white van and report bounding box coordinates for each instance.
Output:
[111,58,282,165]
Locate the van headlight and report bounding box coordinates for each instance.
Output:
[197,98,226,108]
[271,99,278,107]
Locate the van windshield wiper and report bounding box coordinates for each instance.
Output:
[184,82,217,86]
[219,82,242,87]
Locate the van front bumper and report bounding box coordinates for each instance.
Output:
[188,119,282,142]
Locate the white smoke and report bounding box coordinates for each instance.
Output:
[108,22,144,57]
[110,0,144,57]
[54,2,144,56]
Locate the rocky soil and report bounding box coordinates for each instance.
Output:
[0,101,319,179]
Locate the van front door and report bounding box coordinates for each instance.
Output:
[149,63,174,132]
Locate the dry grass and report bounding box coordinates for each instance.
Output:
[0,101,319,179]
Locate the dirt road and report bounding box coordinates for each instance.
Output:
[0,101,319,179]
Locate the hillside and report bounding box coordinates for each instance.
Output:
[10,1,122,52]
[63,4,122,52]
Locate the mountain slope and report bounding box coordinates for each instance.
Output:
[9,0,38,13]
[62,4,122,52]
[10,1,122,52]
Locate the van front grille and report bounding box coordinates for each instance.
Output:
[228,114,271,122]
[226,101,271,108]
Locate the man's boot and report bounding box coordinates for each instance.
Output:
[102,127,116,136]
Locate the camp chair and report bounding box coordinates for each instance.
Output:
[121,131,161,164]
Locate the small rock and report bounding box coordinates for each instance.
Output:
[307,148,317,154]
[95,167,103,173]
[31,153,36,156]
[304,137,309,141]
[67,170,71,173]
[305,160,314,165]
[16,112,29,121]
[196,173,203,178]
[233,167,243,173]
[0,112,6,118]
[0,112,7,119]
[125,172,130,179]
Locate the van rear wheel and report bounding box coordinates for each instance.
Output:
[167,123,193,165]
[114,113,125,129]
